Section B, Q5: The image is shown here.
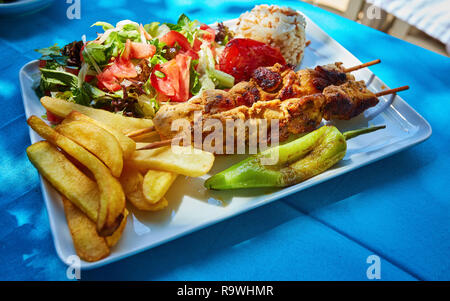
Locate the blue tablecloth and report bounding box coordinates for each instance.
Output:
[0,0,449,281]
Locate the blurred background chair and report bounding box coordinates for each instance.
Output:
[303,0,449,56]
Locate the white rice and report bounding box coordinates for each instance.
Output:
[234,5,307,66]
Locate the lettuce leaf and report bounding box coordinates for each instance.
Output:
[82,43,110,67]
[35,44,68,69]
[40,68,79,88]
[91,21,114,31]
[144,22,160,38]
[164,13,199,44]
[190,59,201,95]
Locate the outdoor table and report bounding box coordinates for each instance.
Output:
[366,0,450,53]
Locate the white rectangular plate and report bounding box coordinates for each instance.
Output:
[19,14,431,269]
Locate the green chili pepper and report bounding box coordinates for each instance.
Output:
[204,125,385,190]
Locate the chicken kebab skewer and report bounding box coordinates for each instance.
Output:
[140,84,408,151]
[126,59,381,139]
[141,61,408,150]
[137,60,409,151]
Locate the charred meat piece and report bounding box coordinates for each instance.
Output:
[297,62,355,96]
[235,85,261,107]
[322,80,379,120]
[252,66,283,92]
[312,63,349,90]
[229,81,276,105]
[278,69,302,100]
[200,90,238,114]
[227,62,353,108]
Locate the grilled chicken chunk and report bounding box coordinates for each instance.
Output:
[322,80,379,120]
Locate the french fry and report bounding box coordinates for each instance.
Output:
[142,169,177,204]
[27,116,125,236]
[41,96,153,134]
[105,209,129,247]
[146,197,169,211]
[126,144,215,177]
[26,141,99,221]
[62,197,110,262]
[56,120,123,177]
[62,111,136,159]
[27,142,128,253]
[119,167,169,211]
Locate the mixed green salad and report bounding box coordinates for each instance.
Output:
[35,14,234,120]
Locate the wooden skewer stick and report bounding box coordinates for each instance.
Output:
[344,59,381,73]
[305,40,311,47]
[375,85,409,97]
[126,126,155,138]
[137,138,179,150]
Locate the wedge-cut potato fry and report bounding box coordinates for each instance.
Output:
[26,141,99,221]
[130,131,161,143]
[119,167,169,211]
[146,197,169,211]
[62,197,110,262]
[27,116,125,236]
[105,209,128,247]
[41,96,153,134]
[62,111,136,159]
[56,120,123,177]
[126,144,214,177]
[142,169,177,204]
[27,141,128,244]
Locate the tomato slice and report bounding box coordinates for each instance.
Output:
[110,58,137,78]
[160,31,192,52]
[175,53,191,102]
[200,24,215,43]
[80,44,85,63]
[85,75,95,82]
[123,38,156,59]
[193,38,202,52]
[151,53,191,102]
[96,39,140,91]
[151,60,177,97]
[122,39,132,60]
[130,42,156,59]
[160,31,200,60]
[97,68,121,92]
[97,57,137,91]
[46,109,63,125]
[218,38,286,82]
[64,67,79,76]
